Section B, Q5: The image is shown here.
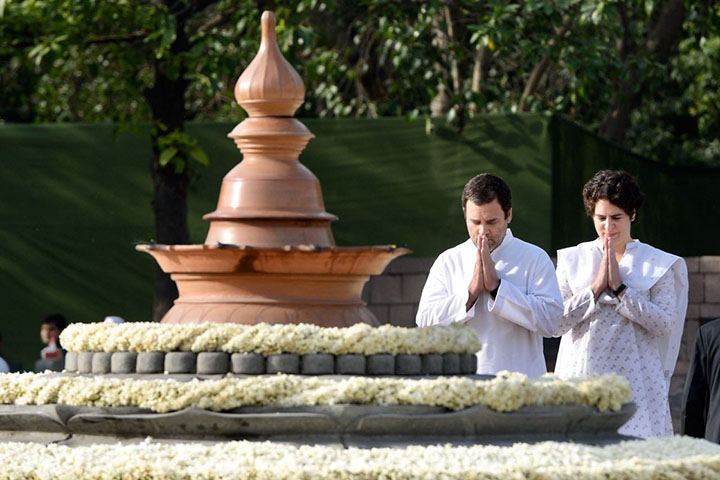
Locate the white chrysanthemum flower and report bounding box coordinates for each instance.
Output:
[0,371,632,414]
[59,322,482,356]
[0,437,719,479]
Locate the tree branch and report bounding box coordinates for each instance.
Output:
[469,43,489,113]
[442,5,461,94]
[646,0,685,59]
[599,0,686,144]
[518,55,551,112]
[85,31,150,45]
[194,8,236,34]
[517,17,572,112]
[617,3,634,60]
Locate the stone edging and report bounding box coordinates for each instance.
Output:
[64,351,478,376]
[0,403,636,441]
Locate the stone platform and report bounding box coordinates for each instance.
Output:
[0,399,636,446]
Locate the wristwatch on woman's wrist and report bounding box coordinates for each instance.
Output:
[490,280,501,299]
[612,283,627,297]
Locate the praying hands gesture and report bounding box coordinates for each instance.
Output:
[466,236,500,311]
[591,236,624,300]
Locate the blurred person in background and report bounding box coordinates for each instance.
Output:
[0,332,11,373]
[103,315,125,324]
[682,318,720,443]
[34,313,67,372]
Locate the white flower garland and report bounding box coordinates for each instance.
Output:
[59,322,482,355]
[0,371,631,413]
[0,436,718,479]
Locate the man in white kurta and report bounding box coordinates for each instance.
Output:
[553,239,688,437]
[416,230,563,376]
[415,173,563,376]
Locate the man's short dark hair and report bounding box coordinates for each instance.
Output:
[42,313,67,331]
[461,173,512,218]
[582,170,644,219]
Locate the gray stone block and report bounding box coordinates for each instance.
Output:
[689,273,704,304]
[77,352,94,374]
[367,354,395,375]
[442,353,461,374]
[369,276,401,304]
[401,274,428,303]
[395,354,422,375]
[420,354,443,375]
[460,353,478,374]
[267,354,300,374]
[387,257,435,274]
[64,352,78,372]
[111,352,138,374]
[91,352,112,374]
[165,352,197,374]
[389,304,416,327]
[700,256,720,273]
[301,354,334,375]
[336,354,366,375]
[231,353,265,374]
[136,352,165,374]
[701,304,720,319]
[197,352,230,375]
[367,305,389,324]
[705,274,720,302]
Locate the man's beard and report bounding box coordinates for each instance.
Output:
[486,230,507,252]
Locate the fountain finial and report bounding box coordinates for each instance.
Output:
[234,10,305,117]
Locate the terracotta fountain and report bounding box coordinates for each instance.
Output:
[137,11,409,326]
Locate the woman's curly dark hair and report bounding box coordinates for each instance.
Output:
[582,170,644,220]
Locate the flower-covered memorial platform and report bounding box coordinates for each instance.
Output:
[0,323,638,445]
[0,323,637,443]
[1,373,720,480]
[1,437,720,480]
[0,367,634,443]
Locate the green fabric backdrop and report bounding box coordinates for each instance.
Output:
[0,115,716,369]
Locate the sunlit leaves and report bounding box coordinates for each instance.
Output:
[156,125,209,174]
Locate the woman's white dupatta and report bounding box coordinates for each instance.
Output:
[560,239,689,392]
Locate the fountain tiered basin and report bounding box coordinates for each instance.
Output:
[137,244,406,325]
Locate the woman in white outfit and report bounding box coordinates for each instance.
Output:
[553,170,688,437]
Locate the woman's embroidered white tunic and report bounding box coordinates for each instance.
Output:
[554,239,688,437]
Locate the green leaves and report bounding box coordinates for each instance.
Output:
[158,147,178,167]
[156,126,209,174]
[27,34,68,65]
[144,11,177,60]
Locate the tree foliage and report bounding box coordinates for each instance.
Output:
[2,1,717,165]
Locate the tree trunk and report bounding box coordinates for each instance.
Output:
[149,153,190,322]
[517,14,575,114]
[518,56,550,112]
[469,44,489,113]
[442,6,461,96]
[144,12,191,322]
[145,73,191,321]
[599,0,685,144]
